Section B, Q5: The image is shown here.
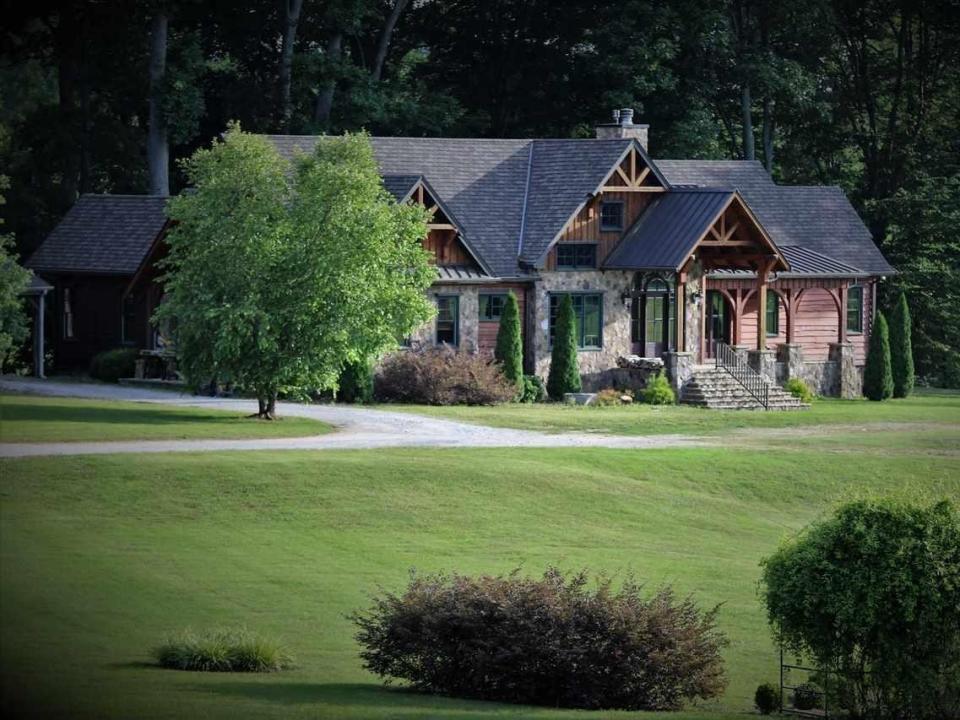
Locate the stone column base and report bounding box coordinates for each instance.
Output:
[777,343,804,380]
[828,342,860,398]
[747,349,776,382]
[663,352,694,395]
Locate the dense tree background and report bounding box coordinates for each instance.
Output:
[1,0,958,381]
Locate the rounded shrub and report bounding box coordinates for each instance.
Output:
[754,682,780,715]
[784,377,813,403]
[153,628,292,672]
[519,374,546,403]
[791,682,820,711]
[89,347,138,383]
[375,346,515,405]
[351,567,728,711]
[641,371,675,405]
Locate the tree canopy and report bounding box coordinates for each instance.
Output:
[0,177,31,372]
[2,0,958,381]
[154,126,435,416]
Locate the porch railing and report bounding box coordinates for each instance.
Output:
[714,341,770,409]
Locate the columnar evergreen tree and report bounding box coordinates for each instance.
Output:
[863,312,893,401]
[546,294,581,400]
[889,292,914,398]
[494,291,523,393]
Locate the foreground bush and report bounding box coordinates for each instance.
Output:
[89,347,138,382]
[375,346,515,405]
[518,374,546,403]
[352,567,727,710]
[755,682,780,714]
[761,499,960,720]
[153,628,292,672]
[641,371,675,404]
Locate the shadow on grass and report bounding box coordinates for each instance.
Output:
[188,681,531,715]
[1,402,255,427]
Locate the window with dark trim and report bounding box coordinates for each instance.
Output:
[436,295,459,345]
[549,293,603,349]
[766,291,779,336]
[62,287,75,339]
[478,293,507,322]
[556,243,597,270]
[600,201,624,231]
[847,285,863,334]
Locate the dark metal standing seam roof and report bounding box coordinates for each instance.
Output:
[26,194,169,275]
[603,189,735,270]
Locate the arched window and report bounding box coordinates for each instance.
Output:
[630,274,675,356]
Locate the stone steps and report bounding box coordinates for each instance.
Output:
[680,368,808,411]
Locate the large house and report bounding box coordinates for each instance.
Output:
[26,110,893,403]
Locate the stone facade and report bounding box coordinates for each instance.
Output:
[407,285,482,353]
[530,269,634,391]
[683,260,703,357]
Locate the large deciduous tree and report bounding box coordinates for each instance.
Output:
[0,179,31,372]
[155,126,435,418]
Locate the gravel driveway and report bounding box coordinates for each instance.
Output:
[0,377,705,457]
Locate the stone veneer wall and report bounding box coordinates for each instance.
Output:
[531,270,634,391]
[407,285,482,353]
[683,260,703,356]
[773,359,864,397]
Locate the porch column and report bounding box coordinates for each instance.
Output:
[675,272,686,352]
[699,273,708,361]
[756,264,768,350]
[838,285,849,343]
[33,292,46,378]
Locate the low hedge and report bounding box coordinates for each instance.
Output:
[89,347,138,383]
[352,567,728,710]
[375,346,515,405]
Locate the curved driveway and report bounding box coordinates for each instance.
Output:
[0,377,706,458]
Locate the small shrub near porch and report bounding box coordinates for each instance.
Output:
[351,567,728,710]
[89,347,138,383]
[375,346,516,405]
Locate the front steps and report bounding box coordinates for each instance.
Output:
[680,367,809,411]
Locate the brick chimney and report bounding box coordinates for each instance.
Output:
[595,108,648,150]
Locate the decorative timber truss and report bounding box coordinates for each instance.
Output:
[600,145,667,193]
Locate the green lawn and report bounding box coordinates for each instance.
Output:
[2,419,958,719]
[0,394,332,443]
[385,391,960,436]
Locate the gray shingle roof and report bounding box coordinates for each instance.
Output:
[604,189,735,270]
[26,195,168,275]
[655,160,893,275]
[382,174,422,201]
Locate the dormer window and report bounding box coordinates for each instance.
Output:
[600,200,624,231]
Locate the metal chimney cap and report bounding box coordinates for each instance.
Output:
[620,108,634,125]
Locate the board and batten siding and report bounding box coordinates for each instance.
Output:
[476,283,528,354]
[423,228,472,266]
[544,191,654,270]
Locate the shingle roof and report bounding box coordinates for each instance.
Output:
[26,195,168,275]
[266,135,643,277]
[382,174,422,201]
[604,189,735,270]
[654,160,893,275]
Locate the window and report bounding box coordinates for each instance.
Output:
[549,293,602,349]
[479,293,507,322]
[847,285,863,334]
[556,243,597,270]
[436,295,459,345]
[62,288,75,339]
[600,201,624,231]
[766,291,779,336]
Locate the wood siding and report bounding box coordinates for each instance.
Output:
[423,228,472,266]
[545,191,654,269]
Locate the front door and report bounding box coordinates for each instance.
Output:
[704,290,731,358]
[645,294,668,357]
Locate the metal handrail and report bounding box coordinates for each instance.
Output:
[714,341,770,409]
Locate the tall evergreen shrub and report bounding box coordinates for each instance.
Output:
[863,312,893,401]
[547,294,581,399]
[889,292,915,398]
[494,292,523,393]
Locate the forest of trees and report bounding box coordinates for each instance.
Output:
[1,0,958,381]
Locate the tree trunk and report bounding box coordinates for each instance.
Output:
[314,33,342,128]
[371,0,410,82]
[257,393,278,419]
[762,97,774,174]
[279,0,304,132]
[148,11,170,196]
[741,82,755,161]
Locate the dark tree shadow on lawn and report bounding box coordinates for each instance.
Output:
[188,681,542,716]
[2,403,252,427]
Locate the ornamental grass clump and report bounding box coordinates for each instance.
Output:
[351,567,728,710]
[152,629,292,672]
